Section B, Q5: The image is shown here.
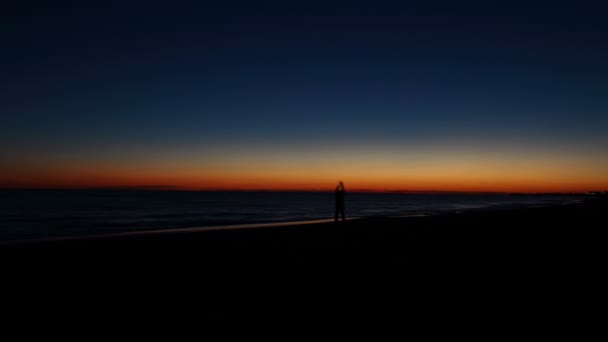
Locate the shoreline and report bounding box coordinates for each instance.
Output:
[0,198,608,254]
[0,217,361,246]
[0,196,582,246]
[0,198,608,252]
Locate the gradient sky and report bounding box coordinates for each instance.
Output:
[1,1,607,192]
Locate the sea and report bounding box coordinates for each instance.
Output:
[0,190,581,242]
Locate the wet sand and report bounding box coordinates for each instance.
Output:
[3,197,605,323]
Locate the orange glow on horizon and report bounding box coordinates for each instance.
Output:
[3,166,607,193]
[2,147,607,193]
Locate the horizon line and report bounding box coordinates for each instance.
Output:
[0,186,593,195]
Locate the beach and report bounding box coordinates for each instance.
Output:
[4,197,604,278]
[4,197,603,266]
[2,197,604,327]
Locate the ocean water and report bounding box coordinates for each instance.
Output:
[0,190,580,242]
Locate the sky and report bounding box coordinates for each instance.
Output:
[1,0,607,192]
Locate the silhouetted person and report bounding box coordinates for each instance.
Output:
[335,181,345,222]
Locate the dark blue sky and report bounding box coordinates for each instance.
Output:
[2,1,608,190]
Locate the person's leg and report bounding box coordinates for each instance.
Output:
[341,206,345,221]
[335,205,339,222]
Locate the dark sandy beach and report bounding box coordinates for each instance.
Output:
[3,198,605,326]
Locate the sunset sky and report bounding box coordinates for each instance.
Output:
[1,1,607,192]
